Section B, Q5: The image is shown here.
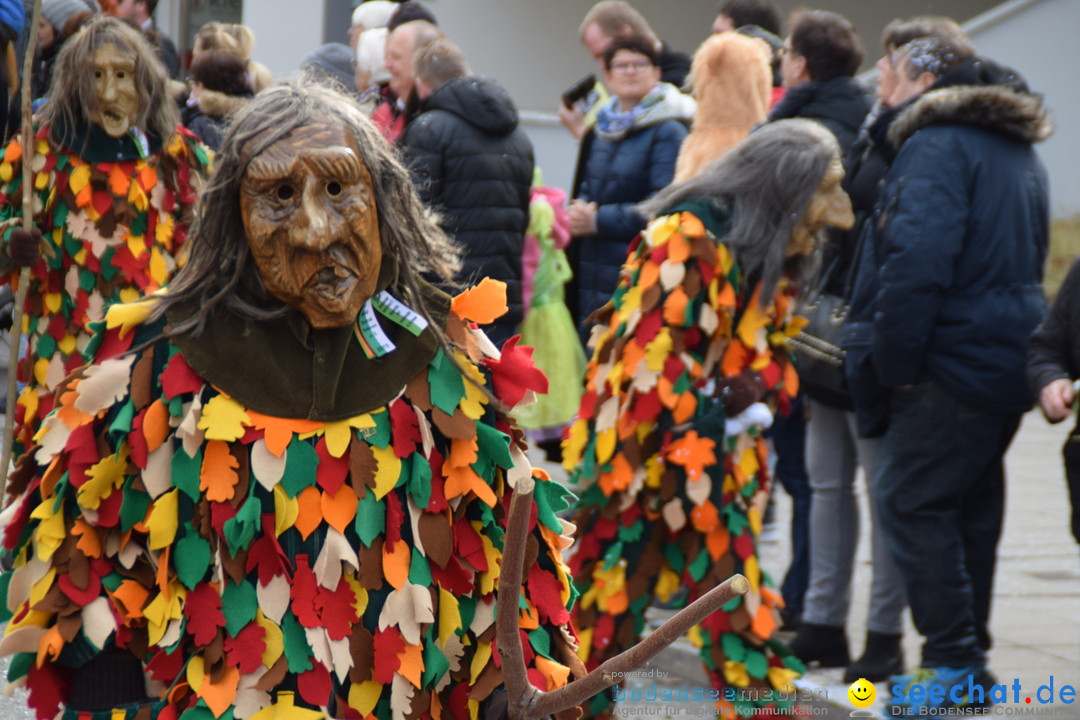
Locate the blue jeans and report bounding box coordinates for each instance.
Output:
[874,381,1020,668]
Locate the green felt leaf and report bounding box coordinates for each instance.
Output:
[405,454,432,509]
[79,268,96,292]
[528,627,551,659]
[280,438,318,497]
[35,333,56,362]
[364,409,391,449]
[119,477,150,533]
[128,211,148,238]
[477,502,503,545]
[722,594,743,612]
[687,545,709,582]
[355,491,385,547]
[721,632,746,663]
[723,503,749,536]
[99,248,119,282]
[174,532,211,590]
[474,423,513,470]
[52,201,69,230]
[110,399,135,437]
[0,573,11,623]
[534,477,574,534]
[101,572,123,592]
[221,580,258,637]
[281,611,314,673]
[223,493,260,554]
[617,519,644,543]
[171,445,202,502]
[456,595,475,633]
[408,547,432,586]
[6,652,31,682]
[422,625,450,687]
[601,540,624,572]
[180,702,234,720]
[744,648,768,679]
[428,350,465,416]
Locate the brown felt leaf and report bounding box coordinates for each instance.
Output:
[349,626,374,683]
[405,371,432,412]
[357,540,385,590]
[130,350,154,411]
[430,407,475,440]
[467,660,503,702]
[417,512,453,569]
[255,656,289,692]
[349,437,377,497]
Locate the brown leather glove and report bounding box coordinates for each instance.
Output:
[8,227,42,267]
[718,368,764,417]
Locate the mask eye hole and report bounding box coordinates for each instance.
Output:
[327,181,342,197]
[276,185,294,201]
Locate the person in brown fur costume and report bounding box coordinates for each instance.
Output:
[673,32,772,182]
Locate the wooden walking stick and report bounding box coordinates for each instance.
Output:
[1,0,45,495]
[497,478,750,720]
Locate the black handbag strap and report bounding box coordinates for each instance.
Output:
[808,222,870,304]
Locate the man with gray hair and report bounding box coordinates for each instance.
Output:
[373,19,442,142]
[401,37,534,345]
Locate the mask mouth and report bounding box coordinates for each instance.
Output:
[307,263,358,303]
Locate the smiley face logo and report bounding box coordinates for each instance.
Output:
[848,677,876,708]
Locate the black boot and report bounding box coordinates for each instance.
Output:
[844,631,904,683]
[788,622,849,667]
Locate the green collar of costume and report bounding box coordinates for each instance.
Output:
[53,116,164,163]
[168,281,450,422]
[662,198,732,238]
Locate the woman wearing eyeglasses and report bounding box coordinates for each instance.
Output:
[567,35,695,347]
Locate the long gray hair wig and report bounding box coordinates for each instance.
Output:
[151,80,460,337]
[639,118,840,303]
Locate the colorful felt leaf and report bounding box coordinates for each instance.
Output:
[450,278,508,324]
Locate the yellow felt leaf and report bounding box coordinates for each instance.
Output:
[469,641,492,684]
[345,574,368,617]
[30,501,65,561]
[155,212,174,247]
[451,278,508,324]
[147,488,180,550]
[371,444,401,500]
[478,532,500,594]
[44,292,61,314]
[198,394,251,442]
[187,654,207,692]
[256,609,284,668]
[126,232,146,260]
[0,162,11,182]
[144,585,184,646]
[77,448,129,510]
[768,666,799,694]
[128,178,148,211]
[148,246,169,286]
[460,373,488,420]
[561,419,588,471]
[117,287,141,304]
[69,163,91,194]
[348,681,383,716]
[57,334,77,355]
[645,213,679,248]
[273,484,299,536]
[723,660,750,688]
[743,554,760,591]
[594,427,617,466]
[105,299,156,338]
[644,327,672,372]
[28,567,57,610]
[437,587,461,646]
[737,445,760,480]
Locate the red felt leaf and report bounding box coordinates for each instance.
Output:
[527,668,546,692]
[384,491,404,549]
[634,309,663,347]
[290,554,321,628]
[26,662,69,720]
[316,578,361,641]
[759,361,782,390]
[92,189,114,216]
[129,408,150,469]
[577,389,598,421]
[245,515,292,586]
[429,554,473,595]
[184,582,225,646]
[448,680,470,720]
[160,352,205,400]
[210,500,238,537]
[46,314,67,341]
[315,437,349,494]
[733,529,755,561]
[662,354,684,383]
[426,447,447,512]
[94,486,123,528]
[482,336,549,408]
[91,325,135,361]
[224,621,266,674]
[628,389,662,423]
[591,614,615,654]
[372,628,405,684]
[146,646,186,685]
[298,662,333,707]
[526,563,570,625]
[453,517,487,573]
[389,399,422,460]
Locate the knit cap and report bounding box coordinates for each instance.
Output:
[300,43,356,90]
[42,0,91,32]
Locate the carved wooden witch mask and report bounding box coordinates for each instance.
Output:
[240,119,383,328]
[90,42,140,138]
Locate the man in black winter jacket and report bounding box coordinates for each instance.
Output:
[848,38,1051,716]
[400,37,533,346]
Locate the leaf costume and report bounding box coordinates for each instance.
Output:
[0,279,579,720]
[562,202,806,718]
[0,121,209,461]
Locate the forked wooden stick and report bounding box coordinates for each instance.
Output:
[497,485,749,720]
[0,0,44,494]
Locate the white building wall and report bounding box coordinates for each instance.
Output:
[964,0,1079,217]
[242,1,326,80]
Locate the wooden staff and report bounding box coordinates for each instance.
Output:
[1,0,45,495]
[496,483,750,720]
